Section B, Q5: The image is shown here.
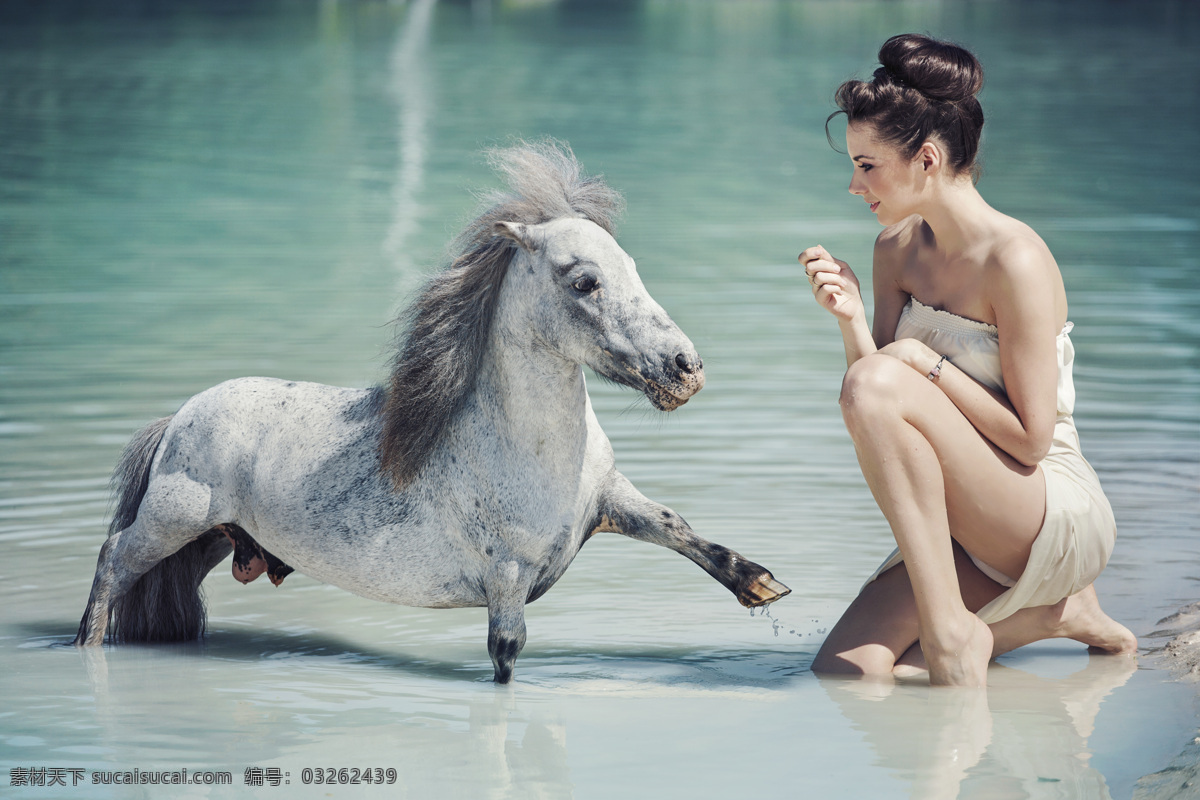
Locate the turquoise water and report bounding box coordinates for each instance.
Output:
[2,1,1198,797]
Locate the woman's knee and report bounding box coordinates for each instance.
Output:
[839,353,910,429]
[813,566,920,676]
[813,643,899,676]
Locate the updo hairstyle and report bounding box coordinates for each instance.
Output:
[827,34,985,178]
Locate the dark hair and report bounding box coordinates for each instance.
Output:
[826,34,985,178]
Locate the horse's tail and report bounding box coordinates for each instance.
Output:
[106,416,227,643]
[108,415,173,537]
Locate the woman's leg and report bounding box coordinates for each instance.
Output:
[894,584,1137,677]
[987,585,1137,657]
[811,560,922,677]
[817,353,1135,683]
[813,543,1006,677]
[833,353,1047,686]
[893,582,1136,677]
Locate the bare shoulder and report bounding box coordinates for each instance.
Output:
[870,216,923,344]
[873,215,923,277]
[988,218,1056,277]
[983,215,1067,323]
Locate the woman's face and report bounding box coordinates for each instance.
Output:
[845,123,924,226]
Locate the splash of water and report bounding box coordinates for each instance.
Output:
[749,605,811,640]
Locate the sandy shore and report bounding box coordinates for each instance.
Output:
[1151,601,1200,682]
[1134,602,1200,799]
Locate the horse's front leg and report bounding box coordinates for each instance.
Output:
[593,471,791,608]
[484,561,532,684]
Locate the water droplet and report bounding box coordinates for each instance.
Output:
[749,604,810,639]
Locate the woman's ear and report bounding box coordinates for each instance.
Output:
[918,140,942,173]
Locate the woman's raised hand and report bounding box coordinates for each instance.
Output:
[800,245,863,323]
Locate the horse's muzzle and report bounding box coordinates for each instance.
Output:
[645,361,705,411]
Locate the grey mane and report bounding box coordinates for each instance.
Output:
[379,139,626,487]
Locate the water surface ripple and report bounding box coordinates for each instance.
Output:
[1,2,1197,798]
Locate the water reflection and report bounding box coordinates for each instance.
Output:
[821,655,1137,799]
[384,0,436,274]
[1,0,1197,795]
[71,636,575,797]
[467,692,572,800]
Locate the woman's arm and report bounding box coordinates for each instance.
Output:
[800,244,874,365]
[987,239,1062,464]
[801,224,914,367]
[869,225,913,351]
[882,238,1062,466]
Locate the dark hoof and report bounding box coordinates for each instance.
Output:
[738,573,791,608]
[488,632,521,684]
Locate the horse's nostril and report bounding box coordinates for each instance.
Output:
[675,353,695,373]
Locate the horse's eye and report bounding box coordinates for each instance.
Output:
[572,275,599,293]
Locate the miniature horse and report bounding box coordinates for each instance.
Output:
[73,141,789,682]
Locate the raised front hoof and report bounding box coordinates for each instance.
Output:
[737,573,791,608]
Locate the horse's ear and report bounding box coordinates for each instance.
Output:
[492,221,538,252]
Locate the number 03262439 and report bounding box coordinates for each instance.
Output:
[300,768,397,785]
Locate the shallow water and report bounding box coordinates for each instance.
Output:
[1,1,1198,797]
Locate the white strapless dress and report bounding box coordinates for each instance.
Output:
[863,298,1117,623]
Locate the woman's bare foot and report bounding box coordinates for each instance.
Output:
[1051,585,1138,655]
[923,613,994,687]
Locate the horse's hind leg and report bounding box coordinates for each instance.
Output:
[74,521,230,646]
[74,475,230,646]
[75,529,141,646]
[592,472,791,608]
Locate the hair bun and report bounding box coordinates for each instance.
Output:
[828,33,986,177]
[878,33,983,103]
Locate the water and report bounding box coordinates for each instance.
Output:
[2,1,1198,797]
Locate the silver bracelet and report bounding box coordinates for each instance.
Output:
[927,354,950,381]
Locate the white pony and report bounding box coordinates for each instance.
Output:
[73,141,790,682]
